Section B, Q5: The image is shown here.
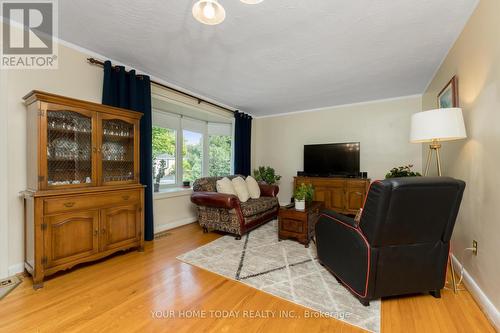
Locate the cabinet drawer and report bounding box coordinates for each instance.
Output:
[44,190,140,215]
[281,218,305,233]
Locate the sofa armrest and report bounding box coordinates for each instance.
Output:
[259,183,279,197]
[191,192,240,210]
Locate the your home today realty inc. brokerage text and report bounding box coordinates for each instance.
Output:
[151,309,352,320]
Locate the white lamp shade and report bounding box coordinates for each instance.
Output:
[410,108,467,143]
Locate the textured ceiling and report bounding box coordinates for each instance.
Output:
[59,0,477,116]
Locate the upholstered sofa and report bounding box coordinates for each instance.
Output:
[191,176,279,239]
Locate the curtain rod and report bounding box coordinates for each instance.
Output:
[87,57,236,115]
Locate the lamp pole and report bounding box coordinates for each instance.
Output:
[424,139,442,176]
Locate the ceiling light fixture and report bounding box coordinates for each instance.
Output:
[240,0,264,4]
[192,0,226,25]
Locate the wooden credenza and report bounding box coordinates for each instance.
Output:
[22,91,145,289]
[294,176,370,215]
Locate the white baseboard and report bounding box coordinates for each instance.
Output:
[155,216,197,234]
[8,263,24,276]
[451,255,500,331]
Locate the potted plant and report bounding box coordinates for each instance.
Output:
[294,183,314,211]
[154,159,166,192]
[385,164,422,178]
[253,166,281,185]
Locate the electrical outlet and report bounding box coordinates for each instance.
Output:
[472,240,478,256]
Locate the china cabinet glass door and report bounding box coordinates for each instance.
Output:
[99,115,138,185]
[45,107,96,188]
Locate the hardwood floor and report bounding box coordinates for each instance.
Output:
[0,223,494,333]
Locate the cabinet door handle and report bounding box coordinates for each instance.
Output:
[94,229,99,236]
[122,195,130,201]
[101,228,106,235]
[63,202,75,208]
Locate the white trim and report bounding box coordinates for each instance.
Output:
[155,217,197,234]
[8,263,24,276]
[154,188,193,200]
[253,94,422,119]
[451,255,500,331]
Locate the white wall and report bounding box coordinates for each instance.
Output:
[421,0,500,327]
[252,95,423,204]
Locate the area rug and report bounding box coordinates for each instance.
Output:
[177,220,380,332]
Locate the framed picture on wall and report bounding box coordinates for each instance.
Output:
[437,75,459,108]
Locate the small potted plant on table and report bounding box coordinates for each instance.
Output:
[253,166,281,185]
[294,183,314,211]
[385,164,422,178]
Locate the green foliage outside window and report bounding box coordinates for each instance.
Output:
[152,126,232,184]
[183,142,202,183]
[152,126,175,159]
[208,135,232,177]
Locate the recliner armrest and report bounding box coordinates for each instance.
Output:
[191,192,240,210]
[321,209,357,228]
[315,210,371,299]
[259,183,279,197]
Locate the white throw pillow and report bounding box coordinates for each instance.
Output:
[246,176,261,199]
[232,177,250,202]
[216,177,236,196]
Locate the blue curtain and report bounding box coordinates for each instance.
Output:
[102,60,154,241]
[234,111,252,176]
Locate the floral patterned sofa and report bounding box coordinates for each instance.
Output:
[190,176,279,239]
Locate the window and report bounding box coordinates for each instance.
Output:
[182,130,203,183]
[208,123,232,177]
[152,109,233,189]
[152,126,176,185]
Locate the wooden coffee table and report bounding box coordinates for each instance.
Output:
[278,201,324,247]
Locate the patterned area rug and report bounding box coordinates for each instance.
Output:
[177,220,380,332]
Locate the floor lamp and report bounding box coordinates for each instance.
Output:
[410,107,467,293]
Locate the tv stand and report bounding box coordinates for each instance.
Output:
[294,176,370,215]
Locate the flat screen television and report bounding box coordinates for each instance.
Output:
[303,142,360,177]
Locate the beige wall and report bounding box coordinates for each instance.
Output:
[154,191,197,233]
[2,37,103,272]
[0,25,197,274]
[421,0,500,321]
[253,95,422,203]
[0,48,9,278]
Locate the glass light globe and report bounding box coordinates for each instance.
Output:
[192,0,226,25]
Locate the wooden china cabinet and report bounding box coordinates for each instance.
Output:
[22,91,145,289]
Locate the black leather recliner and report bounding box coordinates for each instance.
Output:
[315,177,465,306]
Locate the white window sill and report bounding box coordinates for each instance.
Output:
[154,187,193,200]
